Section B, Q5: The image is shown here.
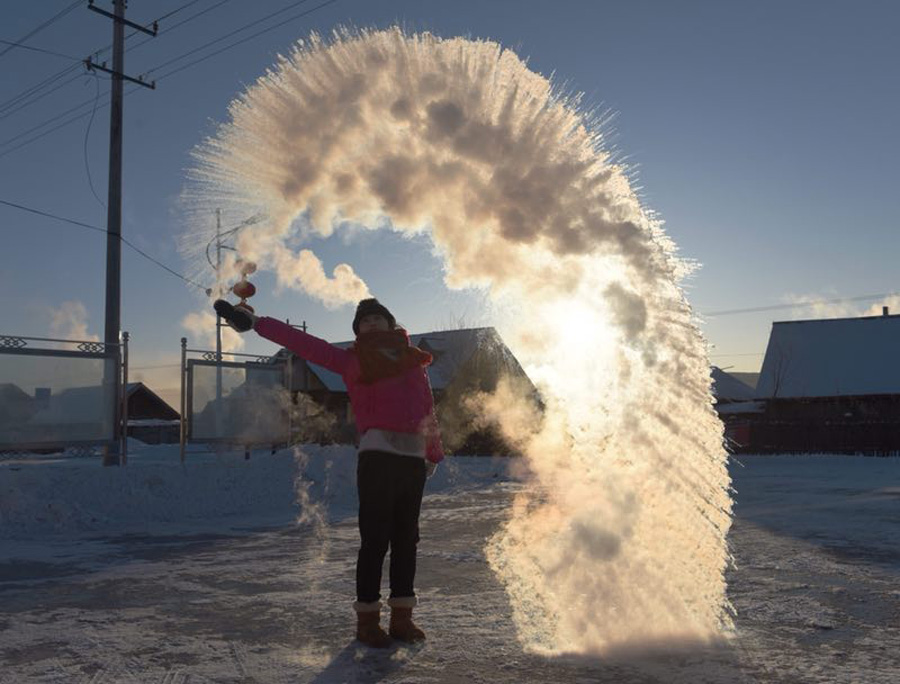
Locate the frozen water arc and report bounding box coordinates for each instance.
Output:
[182,26,733,654]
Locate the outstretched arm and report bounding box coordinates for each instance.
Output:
[254,317,352,375]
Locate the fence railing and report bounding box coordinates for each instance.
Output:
[179,338,291,460]
[0,333,129,460]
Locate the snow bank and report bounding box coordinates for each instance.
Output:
[730,453,900,557]
[0,444,510,539]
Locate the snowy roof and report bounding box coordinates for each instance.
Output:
[298,327,502,393]
[711,367,756,402]
[716,400,765,415]
[755,313,900,399]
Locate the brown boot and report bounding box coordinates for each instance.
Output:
[389,606,426,642]
[356,610,392,648]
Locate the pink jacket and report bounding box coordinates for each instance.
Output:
[255,317,444,463]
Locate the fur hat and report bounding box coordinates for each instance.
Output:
[352,298,396,335]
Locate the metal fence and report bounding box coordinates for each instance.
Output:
[0,333,129,458]
[179,338,291,459]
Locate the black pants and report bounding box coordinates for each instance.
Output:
[356,450,427,604]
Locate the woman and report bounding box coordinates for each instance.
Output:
[214,297,443,648]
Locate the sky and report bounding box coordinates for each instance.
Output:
[2,0,899,406]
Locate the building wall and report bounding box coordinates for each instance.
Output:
[750,395,900,454]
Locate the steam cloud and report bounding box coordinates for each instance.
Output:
[182,27,733,654]
[49,301,99,342]
[181,310,245,352]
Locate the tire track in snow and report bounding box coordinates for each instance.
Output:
[229,640,248,679]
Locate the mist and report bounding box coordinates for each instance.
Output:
[181,27,732,654]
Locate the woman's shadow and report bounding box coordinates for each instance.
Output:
[309,640,425,684]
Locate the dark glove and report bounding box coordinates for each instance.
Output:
[213,299,257,333]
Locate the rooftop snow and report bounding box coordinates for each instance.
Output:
[755,313,900,398]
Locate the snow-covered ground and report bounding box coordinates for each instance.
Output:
[1,447,899,683]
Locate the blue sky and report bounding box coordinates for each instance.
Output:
[2,0,898,401]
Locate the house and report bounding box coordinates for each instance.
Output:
[750,308,900,454]
[278,327,536,455]
[0,382,180,448]
[710,367,762,451]
[125,382,181,444]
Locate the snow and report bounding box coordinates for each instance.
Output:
[710,367,755,402]
[2,448,900,682]
[715,400,765,415]
[755,314,900,398]
[0,444,507,539]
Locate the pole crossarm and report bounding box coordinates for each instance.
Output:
[88,0,158,36]
[85,56,155,89]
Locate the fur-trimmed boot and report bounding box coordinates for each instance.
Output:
[388,598,426,642]
[355,603,392,649]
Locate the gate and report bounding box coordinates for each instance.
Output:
[179,338,291,459]
[0,333,129,459]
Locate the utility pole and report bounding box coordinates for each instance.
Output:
[86,0,156,466]
[215,209,224,438]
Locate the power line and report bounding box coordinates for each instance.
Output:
[701,293,897,318]
[0,38,81,61]
[0,0,340,160]
[156,0,209,24]
[130,0,236,51]
[144,0,319,77]
[0,2,218,126]
[0,104,100,160]
[153,0,339,82]
[0,63,81,115]
[83,72,106,208]
[0,0,83,60]
[0,70,84,122]
[0,198,206,290]
[0,90,103,149]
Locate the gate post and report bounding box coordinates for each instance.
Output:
[121,331,129,465]
[180,337,187,462]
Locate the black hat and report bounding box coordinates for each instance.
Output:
[352,298,396,335]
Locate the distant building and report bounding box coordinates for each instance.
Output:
[710,367,762,450]
[0,381,179,448]
[750,308,900,454]
[278,327,536,455]
[125,382,180,444]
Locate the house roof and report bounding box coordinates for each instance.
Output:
[0,383,31,402]
[295,327,503,393]
[755,313,900,399]
[716,400,765,415]
[710,367,755,402]
[125,382,180,420]
[26,382,179,424]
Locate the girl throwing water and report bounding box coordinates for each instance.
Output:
[214,297,443,648]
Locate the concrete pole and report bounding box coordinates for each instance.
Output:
[215,209,224,438]
[102,0,126,466]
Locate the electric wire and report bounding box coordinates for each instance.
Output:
[0,39,81,61]
[0,106,101,160]
[144,0,323,77]
[0,0,83,60]
[154,0,339,81]
[0,1,223,123]
[0,63,81,115]
[130,0,236,51]
[0,0,340,159]
[0,71,84,122]
[701,293,898,317]
[0,198,207,290]
[0,92,105,149]
[83,72,106,209]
